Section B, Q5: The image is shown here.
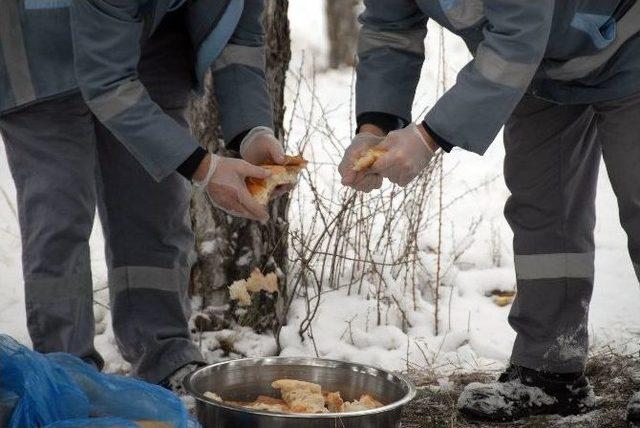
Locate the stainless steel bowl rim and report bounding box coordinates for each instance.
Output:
[183,356,417,419]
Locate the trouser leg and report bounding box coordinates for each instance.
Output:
[95,13,203,384]
[504,94,600,373]
[95,136,202,383]
[595,91,640,284]
[0,95,103,368]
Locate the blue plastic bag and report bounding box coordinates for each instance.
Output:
[47,353,196,427]
[0,335,199,428]
[0,336,90,426]
[45,417,139,427]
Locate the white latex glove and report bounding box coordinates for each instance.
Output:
[195,154,271,222]
[240,126,286,166]
[240,127,292,201]
[338,132,385,192]
[369,124,436,187]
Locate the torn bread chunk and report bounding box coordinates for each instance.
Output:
[228,280,252,306]
[271,379,327,414]
[245,395,292,413]
[353,148,386,172]
[228,268,279,306]
[246,155,308,205]
[203,391,223,402]
[323,391,344,413]
[244,268,278,294]
[340,394,384,412]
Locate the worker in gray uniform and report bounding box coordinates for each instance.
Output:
[0,0,284,391]
[338,0,640,422]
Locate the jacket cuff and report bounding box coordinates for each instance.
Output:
[422,120,454,153]
[356,112,407,135]
[177,147,208,180]
[227,129,250,152]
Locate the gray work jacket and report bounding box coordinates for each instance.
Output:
[0,0,273,181]
[356,0,640,155]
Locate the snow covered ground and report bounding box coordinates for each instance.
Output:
[0,1,638,378]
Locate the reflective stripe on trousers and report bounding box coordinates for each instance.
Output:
[514,252,595,280]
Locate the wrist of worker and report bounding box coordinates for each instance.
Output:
[359,124,386,137]
[356,112,407,136]
[176,147,208,180]
[414,123,440,153]
[192,153,220,190]
[239,126,276,159]
[421,120,454,153]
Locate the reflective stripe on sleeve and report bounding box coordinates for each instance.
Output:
[358,27,427,56]
[514,252,595,280]
[212,44,266,72]
[474,44,538,89]
[440,0,484,30]
[86,80,146,122]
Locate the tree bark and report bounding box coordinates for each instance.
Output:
[189,0,292,335]
[326,0,360,69]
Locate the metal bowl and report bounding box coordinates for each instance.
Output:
[184,357,416,428]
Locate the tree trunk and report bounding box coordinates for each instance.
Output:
[326,0,360,69]
[189,1,292,335]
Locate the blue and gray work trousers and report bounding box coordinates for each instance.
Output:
[506,91,640,373]
[0,14,204,383]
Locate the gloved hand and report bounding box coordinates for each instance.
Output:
[240,126,291,201]
[338,132,385,192]
[240,126,286,166]
[369,124,436,187]
[195,154,271,222]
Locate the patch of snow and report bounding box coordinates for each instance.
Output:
[457,380,557,417]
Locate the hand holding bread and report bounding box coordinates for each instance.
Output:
[245,155,308,205]
[202,155,272,222]
[340,124,436,190]
[338,132,386,192]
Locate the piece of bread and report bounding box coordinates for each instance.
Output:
[244,268,278,294]
[245,395,292,413]
[203,391,223,402]
[340,394,384,412]
[228,268,279,306]
[271,379,327,414]
[323,391,344,413]
[353,148,386,172]
[228,281,252,306]
[246,155,308,205]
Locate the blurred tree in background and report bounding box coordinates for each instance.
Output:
[326,0,360,68]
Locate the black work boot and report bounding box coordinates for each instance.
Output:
[457,365,595,422]
[629,392,640,426]
[160,363,202,396]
